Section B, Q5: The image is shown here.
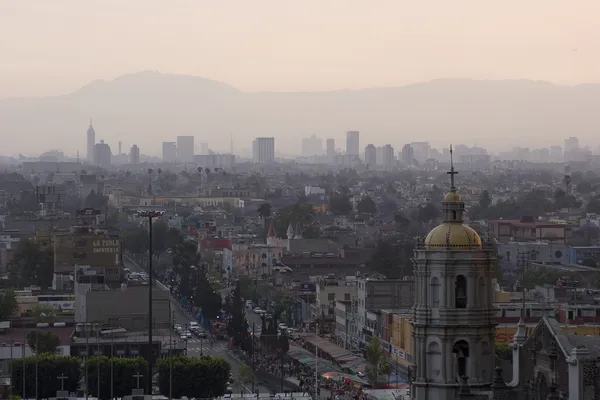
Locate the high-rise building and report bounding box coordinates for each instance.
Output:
[381,144,395,167]
[410,141,430,162]
[86,119,95,162]
[252,137,275,163]
[94,140,111,167]
[401,144,414,165]
[412,161,496,400]
[162,142,177,162]
[326,139,335,158]
[346,131,359,155]
[364,144,377,166]
[130,144,140,165]
[177,136,195,162]
[550,145,563,161]
[565,137,579,152]
[301,134,323,157]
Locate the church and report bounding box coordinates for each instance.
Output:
[408,152,599,399]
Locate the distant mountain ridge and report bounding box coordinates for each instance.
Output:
[2,71,600,155]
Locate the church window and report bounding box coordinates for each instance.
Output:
[452,210,457,220]
[430,277,440,307]
[453,340,470,379]
[455,275,467,308]
[426,341,441,381]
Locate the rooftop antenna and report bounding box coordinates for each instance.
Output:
[447,144,458,191]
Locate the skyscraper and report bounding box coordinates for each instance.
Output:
[130,144,140,164]
[162,142,177,162]
[364,144,377,166]
[381,144,395,167]
[94,140,111,167]
[346,131,359,155]
[252,137,275,163]
[301,134,323,157]
[86,119,95,161]
[326,139,335,158]
[177,136,195,162]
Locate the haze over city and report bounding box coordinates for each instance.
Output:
[2,1,600,156]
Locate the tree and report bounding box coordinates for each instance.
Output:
[86,356,148,400]
[273,203,319,239]
[30,303,57,323]
[227,282,251,351]
[479,190,492,209]
[194,273,223,320]
[235,363,254,393]
[417,202,439,223]
[365,336,391,387]
[11,355,80,399]
[27,331,60,354]
[357,196,377,214]
[151,221,169,254]
[495,343,512,361]
[586,196,600,214]
[9,239,54,288]
[157,356,230,398]
[84,190,109,210]
[122,229,148,254]
[0,290,18,320]
[328,193,353,215]
[368,240,401,278]
[165,228,184,250]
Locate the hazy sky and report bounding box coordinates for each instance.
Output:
[1,0,599,99]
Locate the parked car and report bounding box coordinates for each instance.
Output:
[253,307,263,314]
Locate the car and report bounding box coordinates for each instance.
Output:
[189,321,200,330]
[174,324,182,332]
[245,300,253,308]
[265,313,273,319]
[253,307,262,314]
[180,334,188,341]
[278,323,288,330]
[183,331,192,339]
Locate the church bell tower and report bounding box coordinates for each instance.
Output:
[411,146,497,400]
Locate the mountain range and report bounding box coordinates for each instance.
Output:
[2,71,600,156]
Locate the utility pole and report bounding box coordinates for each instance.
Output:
[251,321,255,392]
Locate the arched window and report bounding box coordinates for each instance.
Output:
[452,210,457,220]
[453,340,470,380]
[426,341,442,381]
[455,275,467,308]
[430,277,441,307]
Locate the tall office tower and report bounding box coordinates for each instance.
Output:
[326,139,335,157]
[381,144,395,168]
[177,136,195,162]
[252,137,275,163]
[130,144,140,164]
[199,143,209,155]
[401,144,414,165]
[86,119,96,161]
[565,137,579,152]
[364,144,377,166]
[301,134,323,157]
[94,140,112,167]
[550,145,563,161]
[162,142,177,162]
[410,141,430,163]
[346,131,360,155]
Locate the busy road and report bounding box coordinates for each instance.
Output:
[123,256,271,393]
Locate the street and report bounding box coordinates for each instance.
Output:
[123,256,271,393]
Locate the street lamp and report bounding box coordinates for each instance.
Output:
[138,209,165,395]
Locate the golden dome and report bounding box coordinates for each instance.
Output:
[444,191,462,202]
[424,223,482,250]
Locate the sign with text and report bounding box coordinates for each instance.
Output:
[92,239,120,253]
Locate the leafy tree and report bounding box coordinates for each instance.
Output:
[122,229,148,254]
[273,203,319,239]
[586,196,600,214]
[357,196,377,214]
[86,357,148,400]
[227,282,251,351]
[9,239,54,288]
[165,228,184,250]
[553,188,581,210]
[30,303,57,323]
[192,270,222,320]
[417,202,439,223]
[234,363,254,392]
[365,336,391,387]
[84,190,109,210]
[11,355,80,399]
[495,343,512,361]
[257,203,272,219]
[151,221,169,254]
[0,290,18,320]
[479,190,492,209]
[328,193,353,215]
[7,189,39,214]
[27,331,60,354]
[157,356,230,398]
